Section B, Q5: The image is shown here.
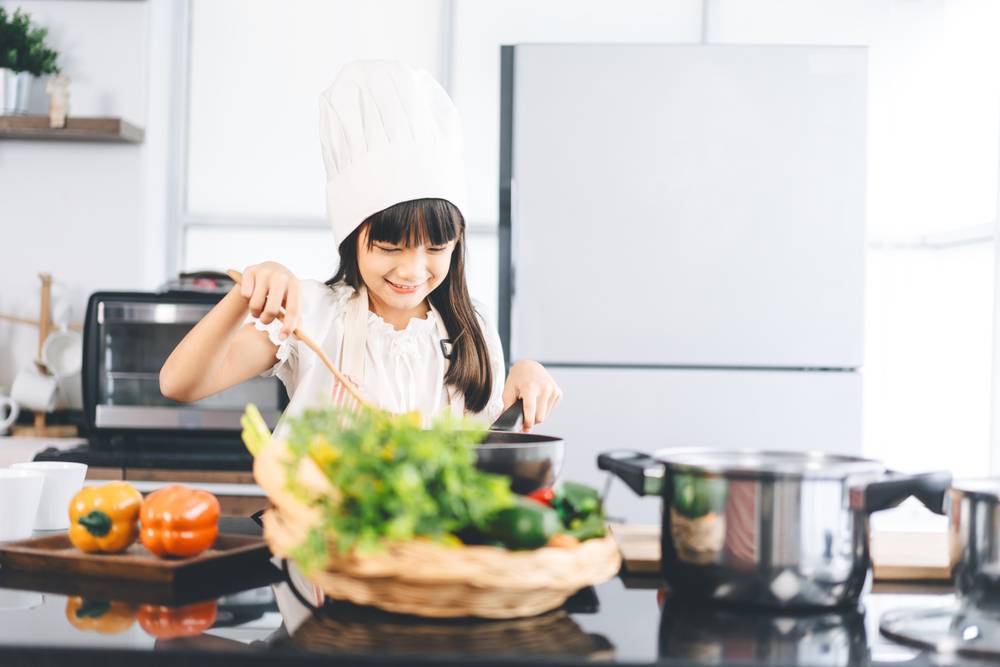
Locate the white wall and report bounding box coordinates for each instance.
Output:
[0,0,175,394]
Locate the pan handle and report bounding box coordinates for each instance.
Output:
[597,450,665,496]
[850,471,951,515]
[490,399,524,432]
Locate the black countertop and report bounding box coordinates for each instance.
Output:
[0,519,995,667]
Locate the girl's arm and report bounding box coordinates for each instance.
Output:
[159,262,301,402]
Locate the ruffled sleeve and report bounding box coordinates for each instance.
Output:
[244,314,298,388]
[242,279,350,394]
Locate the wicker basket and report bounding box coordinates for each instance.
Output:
[254,440,622,619]
[290,604,614,658]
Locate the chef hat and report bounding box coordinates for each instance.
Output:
[319,60,467,246]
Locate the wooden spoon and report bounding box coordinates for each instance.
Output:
[226,269,374,409]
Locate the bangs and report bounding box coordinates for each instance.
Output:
[364,198,462,249]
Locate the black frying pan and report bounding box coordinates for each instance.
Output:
[473,400,564,494]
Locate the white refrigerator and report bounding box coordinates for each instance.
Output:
[499,44,867,523]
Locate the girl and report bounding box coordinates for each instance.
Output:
[159,60,561,434]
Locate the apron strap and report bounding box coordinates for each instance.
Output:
[340,285,369,384]
[428,301,465,418]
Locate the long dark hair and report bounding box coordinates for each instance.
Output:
[326,198,492,413]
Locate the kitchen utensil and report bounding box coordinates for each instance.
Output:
[225,269,373,410]
[0,394,18,435]
[490,398,524,431]
[10,367,58,413]
[947,479,1000,605]
[597,448,951,609]
[42,328,83,410]
[475,430,565,494]
[466,397,562,493]
[10,461,87,530]
[0,587,42,612]
[0,470,44,542]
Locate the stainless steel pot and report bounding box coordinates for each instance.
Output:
[598,448,951,610]
[948,479,1000,606]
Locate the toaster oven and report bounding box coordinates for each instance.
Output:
[81,289,287,450]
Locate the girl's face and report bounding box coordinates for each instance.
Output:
[357,224,456,314]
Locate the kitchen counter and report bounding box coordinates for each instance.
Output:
[0,519,994,667]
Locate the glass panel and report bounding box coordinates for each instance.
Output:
[184,226,338,282]
[187,0,446,218]
[98,307,282,412]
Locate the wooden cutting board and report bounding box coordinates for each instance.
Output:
[0,533,272,586]
[607,523,660,574]
[608,523,952,581]
[870,531,952,581]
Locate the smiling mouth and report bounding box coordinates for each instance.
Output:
[386,279,425,292]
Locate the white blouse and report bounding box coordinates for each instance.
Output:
[246,280,506,426]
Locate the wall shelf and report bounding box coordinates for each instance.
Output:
[0,115,144,143]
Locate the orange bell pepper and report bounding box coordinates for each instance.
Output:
[138,600,217,639]
[140,485,220,558]
[65,597,137,634]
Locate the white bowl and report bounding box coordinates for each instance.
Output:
[10,462,87,531]
[0,470,45,541]
[0,588,43,611]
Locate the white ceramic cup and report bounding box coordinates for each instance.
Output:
[10,368,58,413]
[10,462,87,531]
[0,588,43,611]
[0,469,45,541]
[42,330,83,410]
[0,395,18,435]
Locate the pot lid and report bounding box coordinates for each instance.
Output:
[951,479,1000,501]
[880,604,1000,659]
[653,448,886,479]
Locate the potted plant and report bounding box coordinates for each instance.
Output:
[0,7,60,114]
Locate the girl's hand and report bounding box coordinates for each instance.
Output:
[238,261,300,340]
[501,360,563,432]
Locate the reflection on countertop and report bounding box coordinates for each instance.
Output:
[0,521,997,666]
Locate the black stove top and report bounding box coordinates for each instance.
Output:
[32,442,253,471]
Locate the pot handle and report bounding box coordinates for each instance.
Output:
[597,450,665,496]
[851,471,952,515]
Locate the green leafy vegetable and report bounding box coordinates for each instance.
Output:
[240,403,271,457]
[280,406,515,569]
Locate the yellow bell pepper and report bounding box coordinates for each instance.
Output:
[68,482,144,553]
[65,597,136,634]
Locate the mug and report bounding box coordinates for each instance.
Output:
[10,368,58,413]
[0,588,43,611]
[42,330,83,411]
[10,461,87,531]
[0,469,45,541]
[0,395,18,435]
